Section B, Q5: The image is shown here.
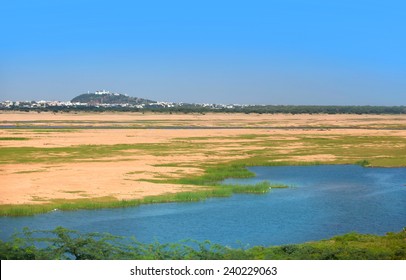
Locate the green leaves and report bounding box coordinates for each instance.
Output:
[1,227,405,260]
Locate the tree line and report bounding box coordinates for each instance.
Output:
[1,105,405,114]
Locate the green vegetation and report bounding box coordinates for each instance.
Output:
[355,160,371,167]
[31,129,78,133]
[1,227,405,260]
[3,105,406,115]
[14,169,46,174]
[0,142,203,164]
[1,127,405,260]
[0,137,30,141]
[1,133,404,165]
[225,182,287,194]
[168,164,256,185]
[0,181,285,216]
[71,92,154,105]
[0,133,405,216]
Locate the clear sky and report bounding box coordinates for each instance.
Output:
[1,0,405,105]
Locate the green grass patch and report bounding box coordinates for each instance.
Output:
[0,196,120,216]
[0,143,173,164]
[246,229,406,260]
[355,159,371,167]
[31,129,78,133]
[1,134,404,167]
[162,163,258,186]
[236,134,270,140]
[125,171,144,175]
[1,134,405,216]
[0,137,30,141]
[0,181,287,217]
[60,190,86,194]
[222,181,287,194]
[14,169,46,174]
[0,140,215,164]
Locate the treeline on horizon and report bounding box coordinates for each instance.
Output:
[1,105,406,114]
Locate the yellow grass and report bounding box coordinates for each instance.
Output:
[1,112,405,210]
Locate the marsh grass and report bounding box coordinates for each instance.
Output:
[1,133,405,216]
[1,134,404,166]
[170,163,255,185]
[31,129,79,133]
[14,169,46,174]
[0,181,286,216]
[0,137,30,141]
[222,181,287,194]
[0,141,210,164]
[355,160,371,167]
[236,134,271,140]
[1,142,402,216]
[125,171,144,175]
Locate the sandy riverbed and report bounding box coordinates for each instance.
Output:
[1,112,405,205]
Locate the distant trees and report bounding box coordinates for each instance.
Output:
[1,105,405,115]
[71,93,154,105]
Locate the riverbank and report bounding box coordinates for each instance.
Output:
[1,112,405,216]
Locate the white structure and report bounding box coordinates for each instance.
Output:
[94,90,110,95]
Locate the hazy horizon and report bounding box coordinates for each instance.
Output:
[1,0,405,106]
[2,89,406,107]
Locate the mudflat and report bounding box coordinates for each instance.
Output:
[1,112,405,205]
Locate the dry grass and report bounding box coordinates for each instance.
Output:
[0,112,405,210]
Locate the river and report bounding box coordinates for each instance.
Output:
[1,165,405,247]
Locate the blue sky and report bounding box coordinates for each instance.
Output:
[1,0,405,105]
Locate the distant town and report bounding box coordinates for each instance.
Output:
[0,90,247,111]
[1,90,405,114]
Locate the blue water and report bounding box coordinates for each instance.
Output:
[1,165,405,246]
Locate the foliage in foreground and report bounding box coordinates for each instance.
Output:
[1,227,405,260]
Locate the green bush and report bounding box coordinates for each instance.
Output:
[1,227,405,260]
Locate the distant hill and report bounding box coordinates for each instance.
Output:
[71,91,155,105]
